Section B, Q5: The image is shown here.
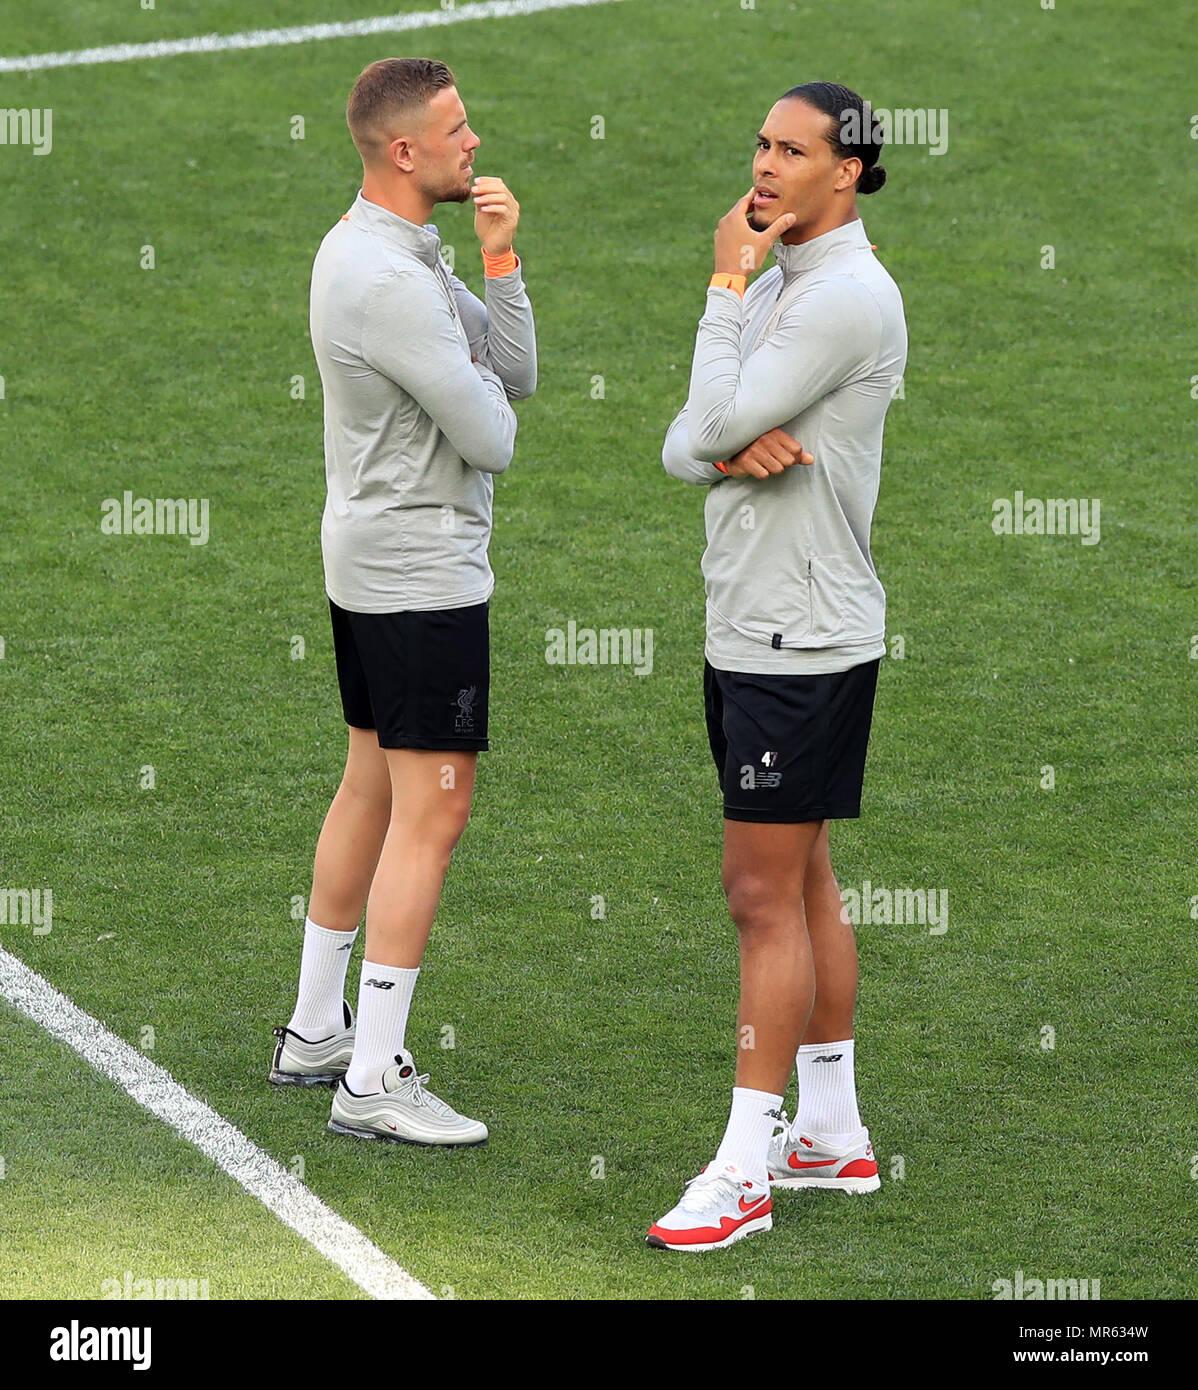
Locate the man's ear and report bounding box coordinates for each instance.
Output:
[388,134,416,175]
[835,156,862,193]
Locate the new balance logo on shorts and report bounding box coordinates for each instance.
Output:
[364,978,395,990]
[739,760,782,791]
[812,1054,843,1063]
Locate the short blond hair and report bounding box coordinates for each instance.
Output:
[346,57,456,162]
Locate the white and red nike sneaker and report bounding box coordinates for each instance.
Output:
[768,1120,880,1193]
[646,1162,773,1252]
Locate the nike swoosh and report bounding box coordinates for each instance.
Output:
[787,1157,838,1170]
[739,1193,769,1212]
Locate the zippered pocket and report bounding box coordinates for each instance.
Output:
[807,554,884,644]
[809,554,848,643]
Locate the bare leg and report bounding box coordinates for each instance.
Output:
[721,819,824,1095]
[363,749,476,969]
[307,725,392,931]
[800,822,858,1045]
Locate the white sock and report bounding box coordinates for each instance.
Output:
[712,1086,784,1184]
[793,1039,864,1146]
[287,918,358,1038]
[344,960,420,1095]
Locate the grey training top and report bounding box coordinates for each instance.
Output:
[663,218,906,674]
[310,191,536,614]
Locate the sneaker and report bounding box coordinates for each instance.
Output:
[768,1117,880,1193]
[327,1049,488,1147]
[268,1002,355,1087]
[646,1162,773,1252]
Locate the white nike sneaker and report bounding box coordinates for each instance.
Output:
[327,1049,488,1147]
[269,1002,355,1087]
[646,1162,773,1252]
[768,1116,880,1193]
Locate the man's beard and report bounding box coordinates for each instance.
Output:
[425,173,471,206]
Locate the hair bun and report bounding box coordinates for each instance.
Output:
[859,164,887,195]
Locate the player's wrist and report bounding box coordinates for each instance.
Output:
[709,272,746,298]
[482,245,518,276]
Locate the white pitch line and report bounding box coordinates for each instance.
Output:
[0,0,632,74]
[0,944,433,1301]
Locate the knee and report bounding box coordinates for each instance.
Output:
[722,870,786,934]
[394,793,472,857]
[804,851,836,894]
[340,771,391,817]
[438,798,472,852]
[803,835,840,899]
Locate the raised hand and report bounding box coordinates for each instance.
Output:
[472,176,520,256]
[714,191,797,275]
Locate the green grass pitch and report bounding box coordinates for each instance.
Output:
[0,0,1194,1300]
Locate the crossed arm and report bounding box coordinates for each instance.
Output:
[363,269,518,475]
[663,277,876,485]
[662,407,812,484]
[451,271,537,401]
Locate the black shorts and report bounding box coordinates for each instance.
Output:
[329,599,489,751]
[704,657,880,823]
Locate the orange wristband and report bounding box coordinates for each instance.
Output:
[713,460,730,474]
[482,247,518,278]
[709,272,746,298]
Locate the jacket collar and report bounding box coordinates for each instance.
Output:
[346,191,443,268]
[773,217,872,283]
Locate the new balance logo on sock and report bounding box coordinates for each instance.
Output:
[337,943,353,951]
[364,978,395,990]
[766,1108,784,1120]
[812,1054,843,1063]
